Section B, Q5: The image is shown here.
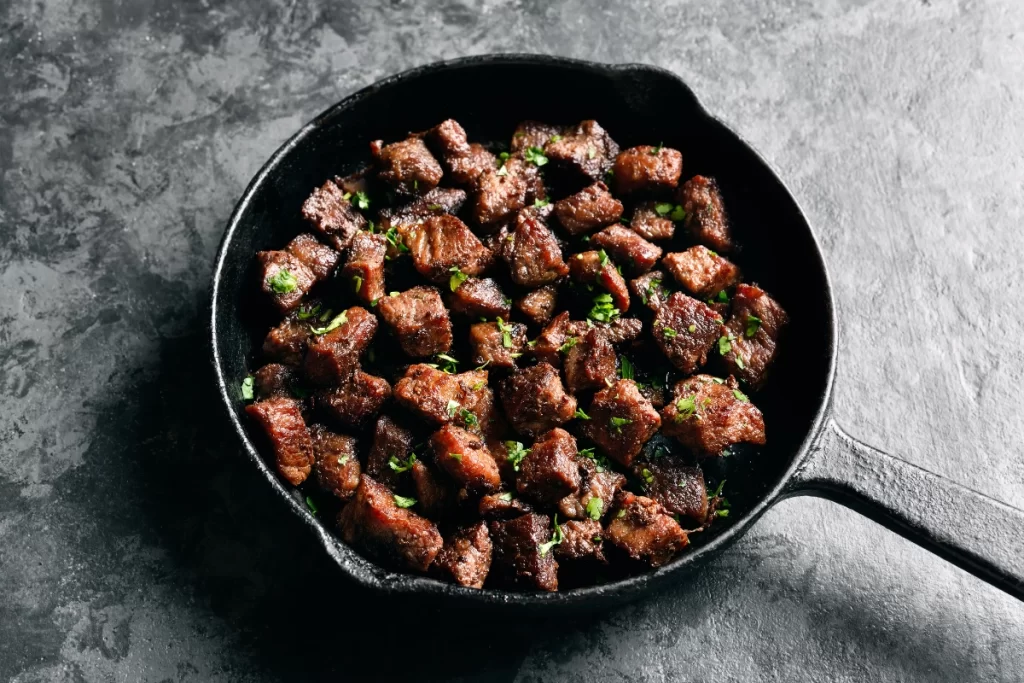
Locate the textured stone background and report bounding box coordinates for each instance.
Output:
[2,0,1023,680]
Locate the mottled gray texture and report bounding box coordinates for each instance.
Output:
[1,0,1023,681]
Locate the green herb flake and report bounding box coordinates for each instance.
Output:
[449,266,468,292]
[610,416,633,432]
[533,197,551,208]
[471,380,486,391]
[598,249,609,268]
[586,497,604,521]
[498,492,514,502]
[538,514,565,556]
[732,389,750,403]
[310,310,348,335]
[641,468,654,485]
[587,145,597,160]
[459,408,479,427]
[267,269,298,294]
[241,375,255,401]
[616,508,627,519]
[687,324,696,333]
[574,408,591,420]
[588,293,620,323]
[393,494,417,509]
[714,290,729,303]
[745,314,762,338]
[449,452,463,462]
[524,146,549,167]
[305,496,319,515]
[651,142,664,155]
[674,394,697,422]
[446,399,461,418]
[496,317,513,348]
[388,453,417,473]
[436,353,459,374]
[353,191,371,210]
[505,441,530,471]
[662,327,678,339]
[338,454,350,466]
[717,335,733,355]
[669,205,687,221]
[549,134,562,143]
[716,509,730,518]
[352,275,363,293]
[619,355,635,380]
[496,165,509,177]
[735,355,746,370]
[558,336,579,354]
[385,226,409,253]
[389,291,400,297]
[296,302,322,320]
[654,202,674,217]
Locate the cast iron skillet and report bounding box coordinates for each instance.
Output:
[210,54,1024,610]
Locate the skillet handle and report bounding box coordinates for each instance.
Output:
[787,418,1024,601]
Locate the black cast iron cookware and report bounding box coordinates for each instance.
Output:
[210,54,1024,611]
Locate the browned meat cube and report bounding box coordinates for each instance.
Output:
[652,292,721,374]
[252,363,300,399]
[426,118,473,157]
[468,320,527,369]
[554,519,605,563]
[424,119,496,189]
[479,492,534,520]
[630,201,676,241]
[611,145,683,195]
[433,522,492,589]
[502,210,569,288]
[630,271,673,311]
[285,233,339,281]
[516,428,580,506]
[262,312,313,366]
[376,286,453,358]
[531,311,574,367]
[544,120,619,183]
[661,374,766,456]
[365,414,416,490]
[410,460,455,521]
[635,459,707,525]
[378,188,469,257]
[473,153,546,225]
[511,120,563,152]
[591,225,663,274]
[569,250,630,312]
[563,328,617,393]
[500,364,578,438]
[393,364,493,432]
[662,246,741,299]
[678,175,732,252]
[341,232,387,305]
[448,277,511,320]
[516,285,558,326]
[301,179,367,251]
[309,424,361,501]
[245,397,314,485]
[430,424,502,495]
[488,513,559,591]
[370,136,442,195]
[580,380,661,467]
[315,370,391,427]
[558,459,626,522]
[553,182,623,235]
[338,475,443,572]
[605,491,688,567]
[303,307,378,386]
[399,214,491,284]
[719,283,788,389]
[586,317,644,345]
[448,144,497,191]
[256,250,316,315]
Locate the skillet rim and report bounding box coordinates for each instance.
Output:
[209,53,839,609]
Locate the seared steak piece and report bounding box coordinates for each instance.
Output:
[611,145,683,195]
[661,374,766,456]
[544,119,619,183]
[630,201,676,241]
[500,363,577,438]
[448,277,511,321]
[433,522,492,589]
[430,424,502,495]
[558,457,626,522]
[473,153,544,226]
[488,513,559,591]
[338,475,443,572]
[591,225,663,274]
[605,491,688,567]
[370,136,443,195]
[262,312,314,366]
[303,307,378,386]
[554,519,605,563]
[285,233,339,281]
[411,460,456,521]
[245,397,314,485]
[479,492,534,520]
[376,286,453,358]
[256,250,316,314]
[301,179,367,251]
[516,285,558,326]
[580,379,661,467]
[252,363,300,399]
[315,371,391,427]
[516,428,581,506]
[511,120,563,152]
[678,175,732,252]
[309,424,361,501]
[569,250,630,312]
[469,320,527,369]
[394,364,493,432]
[425,119,496,189]
[399,214,491,284]
[630,270,672,311]
[502,209,569,288]
[635,459,707,525]
[553,182,623,235]
[719,283,788,389]
[563,327,617,393]
[342,232,387,305]
[587,317,643,345]
[662,246,741,299]
[365,414,416,491]
[652,292,721,374]
[531,311,574,367]
[378,187,469,257]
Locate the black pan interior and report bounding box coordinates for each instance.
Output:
[211,55,836,610]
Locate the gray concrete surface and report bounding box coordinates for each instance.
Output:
[2,0,1023,680]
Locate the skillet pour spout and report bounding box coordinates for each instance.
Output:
[211,54,1024,610]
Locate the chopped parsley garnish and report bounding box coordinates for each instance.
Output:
[641,468,654,485]
[559,336,579,353]
[505,441,529,471]
[654,203,685,221]
[459,408,478,427]
[610,416,633,432]
[586,497,604,520]
[642,277,664,305]
[574,408,591,420]
[687,324,696,333]
[587,145,597,159]
[436,353,459,374]
[310,310,348,335]
[241,375,255,401]
[366,220,376,234]
[296,302,322,320]
[388,453,417,473]
[524,146,548,167]
[674,395,697,422]
[533,197,550,208]
[305,496,318,515]
[353,191,371,210]
[449,453,463,462]
[580,447,611,473]
[710,479,726,498]
[471,380,486,391]
[654,202,674,216]
[619,355,635,380]
[449,266,468,292]
[384,226,409,253]
[651,142,664,155]
[735,355,746,370]
[669,205,686,221]
[498,492,514,502]
[717,335,733,355]
[496,317,513,348]
[496,165,509,177]
[538,514,565,556]
[713,290,729,303]
[549,134,562,143]
[598,249,609,268]
[337,454,350,466]
[427,203,442,211]
[352,275,363,293]
[588,293,620,322]
[616,508,627,519]
[393,494,417,508]
[732,389,750,402]
[499,151,511,162]
[446,399,461,418]
[267,269,298,294]
[745,314,762,338]
[662,327,678,339]
[389,291,400,297]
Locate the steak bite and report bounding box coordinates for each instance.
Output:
[376,286,453,358]
[285,233,339,282]
[341,232,387,305]
[502,209,569,288]
[262,312,314,366]
[719,283,788,389]
[531,311,574,367]
[425,119,497,189]
[245,397,314,485]
[562,327,617,393]
[662,246,741,299]
[394,364,493,432]
[309,424,361,501]
[558,458,626,521]
[303,307,378,386]
[611,145,683,195]
[252,363,300,399]
[301,179,367,251]
[315,371,391,427]
[635,459,707,525]
[569,250,630,312]
[516,285,558,326]
[370,136,443,195]
[678,175,732,252]
[652,292,721,375]
[433,522,493,589]
[544,119,619,183]
[365,414,416,490]
[256,250,316,314]
[516,428,581,506]
[554,519,605,563]
[511,120,563,152]
[488,513,559,591]
[378,187,469,252]
[469,320,528,369]
[661,374,766,457]
[580,380,661,467]
[448,277,511,321]
[630,270,672,311]
[591,225,663,274]
[411,460,456,521]
[473,154,544,226]
[605,491,688,567]
[338,475,444,572]
[430,424,502,495]
[479,492,534,520]
[500,363,578,438]
[553,181,624,235]
[399,214,492,284]
[630,201,676,241]
[588,317,644,345]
